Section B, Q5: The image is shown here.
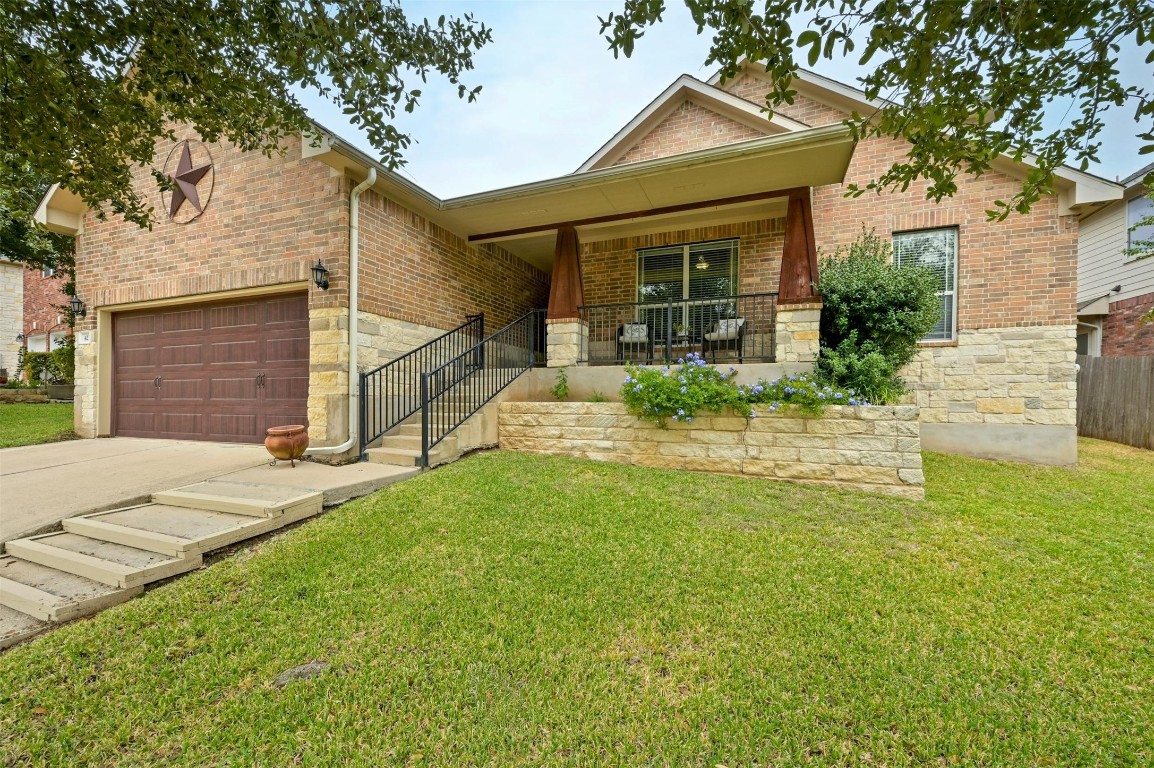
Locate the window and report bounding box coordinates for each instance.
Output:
[1127,194,1154,259]
[50,330,69,349]
[41,266,54,278]
[893,227,958,342]
[26,334,47,353]
[637,240,739,336]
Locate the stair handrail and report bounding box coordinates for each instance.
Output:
[359,313,484,457]
[419,309,545,467]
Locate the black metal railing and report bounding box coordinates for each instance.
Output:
[420,309,545,467]
[578,292,778,365]
[359,313,485,457]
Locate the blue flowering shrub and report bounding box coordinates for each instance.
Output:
[740,373,868,416]
[621,354,865,427]
[621,354,749,427]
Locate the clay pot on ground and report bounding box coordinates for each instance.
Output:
[265,424,309,466]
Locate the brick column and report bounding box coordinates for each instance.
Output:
[775,301,822,363]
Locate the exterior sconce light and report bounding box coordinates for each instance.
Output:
[15,333,24,342]
[311,260,330,290]
[69,295,87,319]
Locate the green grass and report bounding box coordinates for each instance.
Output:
[0,403,77,448]
[2,439,1153,766]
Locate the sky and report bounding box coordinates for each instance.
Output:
[302,1,1150,200]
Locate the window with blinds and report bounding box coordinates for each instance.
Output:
[893,228,957,342]
[636,240,739,337]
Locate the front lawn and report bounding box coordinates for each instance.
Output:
[2,439,1152,765]
[0,402,76,448]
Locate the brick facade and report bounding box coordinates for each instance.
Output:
[358,190,549,331]
[611,99,768,167]
[22,267,70,343]
[1102,292,1154,356]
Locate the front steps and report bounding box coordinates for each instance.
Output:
[365,423,461,467]
[0,483,322,650]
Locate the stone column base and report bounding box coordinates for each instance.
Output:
[546,319,587,368]
[775,302,822,363]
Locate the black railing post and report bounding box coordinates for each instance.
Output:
[420,373,431,469]
[358,370,367,459]
[528,311,537,368]
[665,297,673,363]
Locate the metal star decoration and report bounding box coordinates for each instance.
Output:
[167,142,212,219]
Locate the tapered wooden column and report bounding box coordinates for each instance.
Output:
[547,226,584,320]
[778,189,819,304]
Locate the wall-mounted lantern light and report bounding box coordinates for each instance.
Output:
[311,260,330,290]
[69,295,87,319]
[15,333,24,343]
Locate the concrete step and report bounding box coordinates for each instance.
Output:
[376,433,459,452]
[0,556,141,622]
[1,604,47,650]
[153,482,322,519]
[364,442,459,468]
[5,532,203,589]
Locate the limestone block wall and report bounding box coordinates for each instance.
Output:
[499,402,924,499]
[901,325,1077,427]
[73,332,97,437]
[307,307,351,450]
[547,320,586,368]
[774,302,821,363]
[0,261,23,376]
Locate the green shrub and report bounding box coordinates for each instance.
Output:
[622,354,748,427]
[621,354,862,427]
[815,226,942,403]
[18,335,75,384]
[587,391,609,403]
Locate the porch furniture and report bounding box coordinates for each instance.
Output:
[702,318,746,363]
[617,323,654,363]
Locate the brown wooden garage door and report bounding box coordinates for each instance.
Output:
[113,294,310,443]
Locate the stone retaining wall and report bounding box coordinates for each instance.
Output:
[499,402,924,499]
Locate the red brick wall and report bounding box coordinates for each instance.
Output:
[1102,292,1154,356]
[582,219,785,305]
[725,74,846,127]
[724,80,1080,330]
[22,267,70,338]
[358,191,550,330]
[611,100,768,167]
[74,129,348,330]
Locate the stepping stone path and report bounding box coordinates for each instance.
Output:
[1,481,323,649]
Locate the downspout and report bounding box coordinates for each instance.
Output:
[306,168,377,456]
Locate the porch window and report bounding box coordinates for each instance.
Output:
[893,227,957,342]
[636,240,739,337]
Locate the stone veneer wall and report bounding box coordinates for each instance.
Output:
[902,326,1078,427]
[774,303,821,363]
[0,261,23,376]
[499,402,924,499]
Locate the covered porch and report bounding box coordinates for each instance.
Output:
[447,124,856,370]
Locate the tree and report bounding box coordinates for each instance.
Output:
[600,0,1154,219]
[0,161,76,320]
[1,0,492,232]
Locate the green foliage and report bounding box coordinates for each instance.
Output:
[0,162,75,275]
[741,372,867,416]
[815,226,942,403]
[600,1,1154,219]
[587,391,609,403]
[622,354,748,426]
[3,1,493,229]
[19,336,76,385]
[622,354,861,426]
[549,367,570,401]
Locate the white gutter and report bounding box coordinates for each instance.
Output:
[306,168,377,457]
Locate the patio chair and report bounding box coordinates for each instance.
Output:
[616,323,654,363]
[702,318,746,363]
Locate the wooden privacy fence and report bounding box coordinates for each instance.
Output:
[1076,355,1154,450]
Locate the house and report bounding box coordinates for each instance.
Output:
[1075,163,1154,356]
[34,63,1122,467]
[0,259,71,380]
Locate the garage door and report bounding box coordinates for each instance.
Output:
[113,294,310,443]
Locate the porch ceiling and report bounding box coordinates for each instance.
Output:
[444,124,855,270]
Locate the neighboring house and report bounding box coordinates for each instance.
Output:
[1076,162,1154,356]
[36,63,1122,466]
[21,265,71,357]
[0,258,22,377]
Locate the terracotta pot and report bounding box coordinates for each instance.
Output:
[265,424,309,466]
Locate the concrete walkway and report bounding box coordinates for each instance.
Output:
[1,438,418,543]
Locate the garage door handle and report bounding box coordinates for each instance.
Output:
[256,373,265,388]
[154,376,161,388]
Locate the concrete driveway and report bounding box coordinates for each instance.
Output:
[1,438,269,542]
